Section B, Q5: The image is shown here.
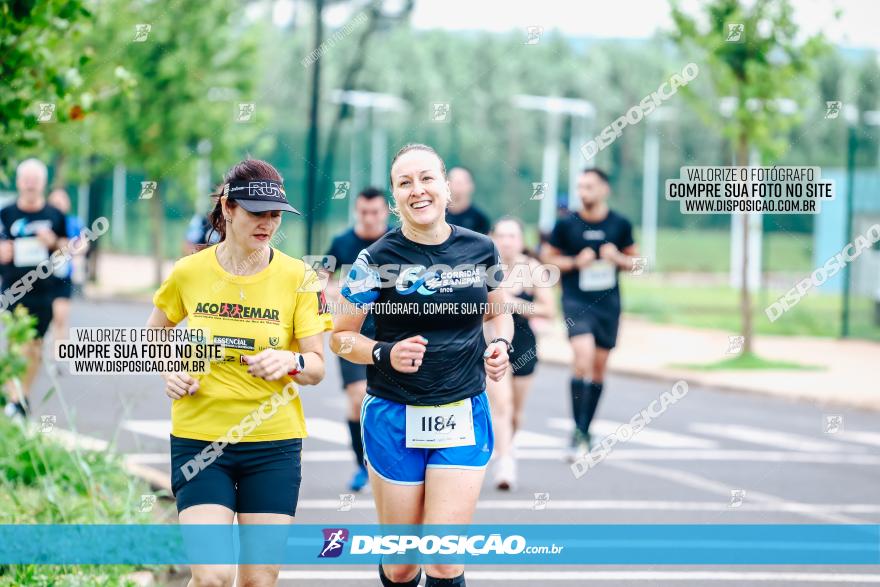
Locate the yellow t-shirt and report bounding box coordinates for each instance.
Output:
[153,247,331,441]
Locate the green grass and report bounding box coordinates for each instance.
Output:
[673,352,822,371]
[621,277,880,340]
[641,228,814,273]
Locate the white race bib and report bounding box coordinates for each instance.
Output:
[405,400,475,448]
[579,260,616,291]
[13,237,49,268]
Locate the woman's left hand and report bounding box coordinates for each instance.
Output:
[483,342,509,382]
[244,349,298,381]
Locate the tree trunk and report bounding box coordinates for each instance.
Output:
[52,154,66,189]
[151,180,164,288]
[304,0,323,254]
[737,133,753,354]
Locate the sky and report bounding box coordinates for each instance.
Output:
[272,0,880,51]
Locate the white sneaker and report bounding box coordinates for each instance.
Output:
[565,431,589,464]
[494,455,517,491]
[3,402,26,424]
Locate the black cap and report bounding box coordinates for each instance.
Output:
[224,179,301,215]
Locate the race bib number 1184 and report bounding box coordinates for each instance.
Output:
[405,400,476,449]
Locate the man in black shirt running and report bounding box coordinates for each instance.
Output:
[0,158,68,420]
[324,187,390,492]
[541,168,638,461]
[445,166,491,235]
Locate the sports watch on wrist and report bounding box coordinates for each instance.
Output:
[489,337,513,355]
[287,352,306,377]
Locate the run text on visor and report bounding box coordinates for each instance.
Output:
[224,180,286,200]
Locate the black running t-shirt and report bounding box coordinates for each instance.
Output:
[340,225,500,405]
[446,205,491,235]
[0,203,67,299]
[548,210,634,313]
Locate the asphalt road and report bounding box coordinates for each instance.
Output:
[23,298,880,586]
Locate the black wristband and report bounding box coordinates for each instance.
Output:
[371,341,395,371]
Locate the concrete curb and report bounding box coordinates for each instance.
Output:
[124,460,172,493]
[48,425,173,493]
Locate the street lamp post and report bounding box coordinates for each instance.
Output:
[641,108,675,269]
[513,95,594,234]
[330,90,406,221]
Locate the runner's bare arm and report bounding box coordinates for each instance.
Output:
[146,306,178,328]
[526,260,556,319]
[290,333,325,385]
[483,288,514,381]
[329,297,372,364]
[599,243,639,271]
[540,243,578,272]
[145,307,198,399]
[0,240,12,264]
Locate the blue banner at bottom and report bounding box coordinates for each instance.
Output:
[0,525,877,565]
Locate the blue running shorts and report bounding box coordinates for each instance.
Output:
[360,391,494,485]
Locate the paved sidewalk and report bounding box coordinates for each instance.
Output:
[535,318,880,412]
[86,253,880,412]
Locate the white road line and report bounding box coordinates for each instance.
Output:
[119,446,880,466]
[607,460,865,524]
[123,419,171,440]
[278,570,880,582]
[121,417,352,447]
[515,448,880,465]
[305,418,351,445]
[291,499,880,513]
[303,450,352,462]
[123,453,169,465]
[836,430,880,448]
[45,426,109,452]
[514,430,566,448]
[548,417,718,449]
[690,423,855,453]
[120,450,355,463]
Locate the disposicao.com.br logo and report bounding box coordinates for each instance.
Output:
[318,528,349,558]
[318,529,563,558]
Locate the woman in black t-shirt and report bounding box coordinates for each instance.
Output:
[487,216,556,491]
[331,144,513,587]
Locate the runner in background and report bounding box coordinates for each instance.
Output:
[445,166,491,235]
[182,212,221,255]
[47,188,86,346]
[0,159,68,420]
[488,216,555,490]
[323,186,390,492]
[540,168,637,461]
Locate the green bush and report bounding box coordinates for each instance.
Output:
[0,308,162,585]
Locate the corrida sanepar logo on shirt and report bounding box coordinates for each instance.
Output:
[395,265,485,296]
[194,301,280,323]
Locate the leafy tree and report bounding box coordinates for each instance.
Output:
[93,0,258,285]
[0,0,92,177]
[669,0,828,353]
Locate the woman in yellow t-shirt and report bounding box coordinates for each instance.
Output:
[147,159,327,587]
